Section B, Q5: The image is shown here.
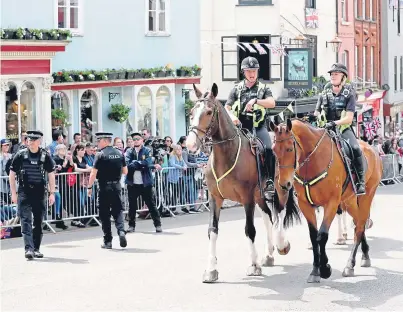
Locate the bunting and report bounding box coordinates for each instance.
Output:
[268,102,295,122]
[202,40,287,56]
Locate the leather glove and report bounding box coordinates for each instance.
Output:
[324,121,337,129]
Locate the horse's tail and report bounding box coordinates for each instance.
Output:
[283,187,301,229]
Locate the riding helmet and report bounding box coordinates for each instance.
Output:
[241,56,260,71]
[328,63,348,77]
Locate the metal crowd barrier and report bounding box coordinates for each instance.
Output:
[0,166,209,237]
[379,154,403,186]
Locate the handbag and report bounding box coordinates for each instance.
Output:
[66,166,77,187]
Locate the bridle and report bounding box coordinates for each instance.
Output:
[188,97,239,148]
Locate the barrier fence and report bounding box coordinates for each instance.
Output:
[1,155,402,237]
[0,167,209,236]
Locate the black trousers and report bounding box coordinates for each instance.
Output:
[97,184,125,243]
[17,189,45,252]
[127,184,161,228]
[341,128,362,158]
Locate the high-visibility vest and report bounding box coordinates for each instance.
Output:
[231,81,267,128]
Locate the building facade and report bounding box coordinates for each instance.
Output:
[381,0,403,135]
[338,0,356,78]
[1,0,201,146]
[200,0,338,116]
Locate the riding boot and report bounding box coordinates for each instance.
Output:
[354,155,366,195]
[264,148,274,192]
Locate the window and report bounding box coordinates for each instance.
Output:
[306,0,315,8]
[341,0,348,21]
[156,86,170,138]
[369,0,373,20]
[56,0,81,33]
[354,0,359,18]
[355,46,359,79]
[362,0,366,19]
[238,0,273,5]
[342,50,349,69]
[304,35,317,77]
[80,90,98,143]
[146,0,170,35]
[137,87,152,131]
[221,36,239,81]
[400,56,403,90]
[363,46,367,83]
[370,46,374,85]
[394,56,398,91]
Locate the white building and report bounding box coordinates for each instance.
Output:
[200,0,338,114]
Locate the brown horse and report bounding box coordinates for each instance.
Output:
[186,83,300,283]
[270,118,382,283]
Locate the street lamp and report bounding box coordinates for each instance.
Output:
[326,35,342,53]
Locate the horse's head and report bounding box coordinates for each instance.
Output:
[270,119,297,197]
[186,83,219,153]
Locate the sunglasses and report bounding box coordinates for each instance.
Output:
[133,137,142,141]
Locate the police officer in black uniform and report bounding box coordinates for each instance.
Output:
[8,130,56,259]
[225,56,277,188]
[315,63,366,195]
[87,132,128,249]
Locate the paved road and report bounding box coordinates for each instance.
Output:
[1,184,403,311]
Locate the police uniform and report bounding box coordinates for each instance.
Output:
[316,63,366,194]
[9,130,55,259]
[226,56,275,185]
[91,132,127,249]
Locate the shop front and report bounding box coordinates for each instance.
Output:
[0,40,70,146]
[356,91,386,139]
[51,77,200,145]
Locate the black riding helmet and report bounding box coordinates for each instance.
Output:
[241,56,260,71]
[328,63,348,77]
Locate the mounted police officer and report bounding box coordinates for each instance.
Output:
[8,130,56,260]
[87,132,128,249]
[314,63,366,195]
[225,56,276,189]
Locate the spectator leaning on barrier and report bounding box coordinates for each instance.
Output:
[125,132,162,233]
[8,130,56,260]
[391,138,403,174]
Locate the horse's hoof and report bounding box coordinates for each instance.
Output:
[202,270,219,283]
[343,233,348,240]
[261,255,274,267]
[277,241,291,255]
[247,264,262,276]
[366,219,373,230]
[307,274,321,283]
[335,238,346,245]
[320,264,332,279]
[342,267,354,277]
[361,257,371,267]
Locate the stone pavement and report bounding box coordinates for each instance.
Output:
[1,184,402,311]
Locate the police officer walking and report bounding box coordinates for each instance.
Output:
[87,132,128,249]
[314,63,366,195]
[225,56,277,188]
[8,130,56,260]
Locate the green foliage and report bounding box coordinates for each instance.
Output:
[108,104,131,123]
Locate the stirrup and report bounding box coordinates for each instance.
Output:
[355,183,366,195]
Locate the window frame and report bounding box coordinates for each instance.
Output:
[362,0,366,20]
[342,50,349,69]
[54,0,83,36]
[145,0,171,37]
[237,0,273,6]
[221,36,239,82]
[354,0,359,19]
[394,56,398,91]
[370,46,374,86]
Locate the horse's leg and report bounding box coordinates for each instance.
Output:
[202,195,223,283]
[245,202,262,276]
[335,206,347,245]
[299,201,321,283]
[342,191,374,277]
[256,199,275,267]
[275,208,291,255]
[317,200,339,279]
[342,210,348,239]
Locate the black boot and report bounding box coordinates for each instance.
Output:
[354,155,366,195]
[264,148,275,193]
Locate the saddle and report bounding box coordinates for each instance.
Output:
[240,128,265,159]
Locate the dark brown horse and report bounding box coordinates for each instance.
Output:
[270,118,382,283]
[186,83,300,283]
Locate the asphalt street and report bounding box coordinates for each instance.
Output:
[1,184,402,311]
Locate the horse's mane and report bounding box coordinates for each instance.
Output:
[278,117,323,133]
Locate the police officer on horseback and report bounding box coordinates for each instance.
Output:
[8,130,56,259]
[314,63,366,195]
[225,56,276,188]
[87,132,128,249]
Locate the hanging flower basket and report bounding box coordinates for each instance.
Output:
[108,103,131,123]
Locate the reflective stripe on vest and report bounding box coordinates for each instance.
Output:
[231,81,267,128]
